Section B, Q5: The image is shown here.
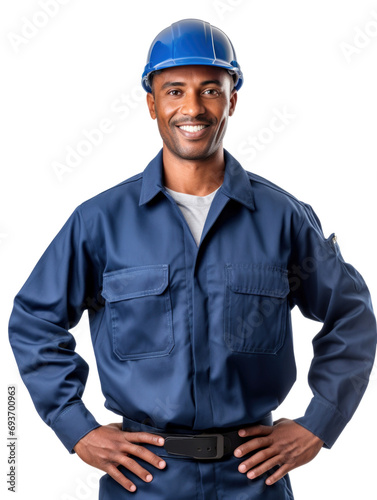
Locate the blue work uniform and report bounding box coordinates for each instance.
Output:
[9,149,377,499]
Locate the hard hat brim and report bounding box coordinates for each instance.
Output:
[142,58,243,93]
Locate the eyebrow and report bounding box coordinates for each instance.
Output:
[160,79,223,90]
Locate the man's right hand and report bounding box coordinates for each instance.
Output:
[73,423,166,493]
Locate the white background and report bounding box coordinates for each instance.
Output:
[1,1,377,499]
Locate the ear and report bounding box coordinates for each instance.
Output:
[146,92,157,120]
[229,89,238,117]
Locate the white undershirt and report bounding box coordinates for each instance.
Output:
[164,185,221,246]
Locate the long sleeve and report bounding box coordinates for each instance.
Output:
[8,206,102,452]
[290,203,377,448]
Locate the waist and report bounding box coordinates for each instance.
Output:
[122,413,273,460]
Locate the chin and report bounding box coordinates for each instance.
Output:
[177,152,212,161]
[174,145,216,161]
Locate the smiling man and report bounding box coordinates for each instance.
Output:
[9,18,376,500]
[148,64,236,166]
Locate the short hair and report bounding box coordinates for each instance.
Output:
[148,70,163,95]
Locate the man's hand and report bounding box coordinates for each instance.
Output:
[234,418,324,485]
[73,423,166,493]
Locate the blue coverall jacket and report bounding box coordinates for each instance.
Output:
[9,149,377,499]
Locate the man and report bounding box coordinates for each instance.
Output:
[9,18,376,499]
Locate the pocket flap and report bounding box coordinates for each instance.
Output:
[225,264,289,298]
[102,265,169,302]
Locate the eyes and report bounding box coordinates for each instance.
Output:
[167,88,222,97]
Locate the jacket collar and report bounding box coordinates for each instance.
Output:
[139,148,255,211]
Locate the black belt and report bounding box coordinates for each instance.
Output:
[159,429,248,460]
[122,414,273,461]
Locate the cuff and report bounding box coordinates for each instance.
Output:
[294,396,348,449]
[51,402,101,453]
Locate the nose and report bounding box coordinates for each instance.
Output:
[180,90,206,117]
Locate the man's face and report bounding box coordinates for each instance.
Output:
[146,65,237,161]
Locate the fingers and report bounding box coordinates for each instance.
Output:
[241,456,281,480]
[239,455,291,486]
[264,464,291,485]
[237,446,276,475]
[234,419,323,486]
[106,464,138,493]
[122,432,166,471]
[237,424,273,438]
[123,441,167,471]
[113,452,163,486]
[105,433,168,494]
[234,425,282,484]
[123,431,165,447]
[75,426,168,493]
[107,453,166,494]
[234,434,273,458]
[236,446,291,486]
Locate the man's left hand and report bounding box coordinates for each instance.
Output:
[234,418,324,485]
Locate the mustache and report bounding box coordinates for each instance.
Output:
[171,118,215,127]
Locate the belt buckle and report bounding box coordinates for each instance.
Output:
[193,433,224,460]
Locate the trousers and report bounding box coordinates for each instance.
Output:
[98,415,295,499]
[99,455,294,499]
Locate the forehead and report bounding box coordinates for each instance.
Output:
[153,65,232,87]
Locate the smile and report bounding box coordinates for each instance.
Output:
[178,125,208,133]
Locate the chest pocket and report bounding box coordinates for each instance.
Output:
[101,264,174,361]
[224,264,290,354]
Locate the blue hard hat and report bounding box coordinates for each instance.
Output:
[142,18,243,93]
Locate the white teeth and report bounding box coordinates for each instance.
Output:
[179,125,207,132]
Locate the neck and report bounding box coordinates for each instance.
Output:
[162,145,225,196]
